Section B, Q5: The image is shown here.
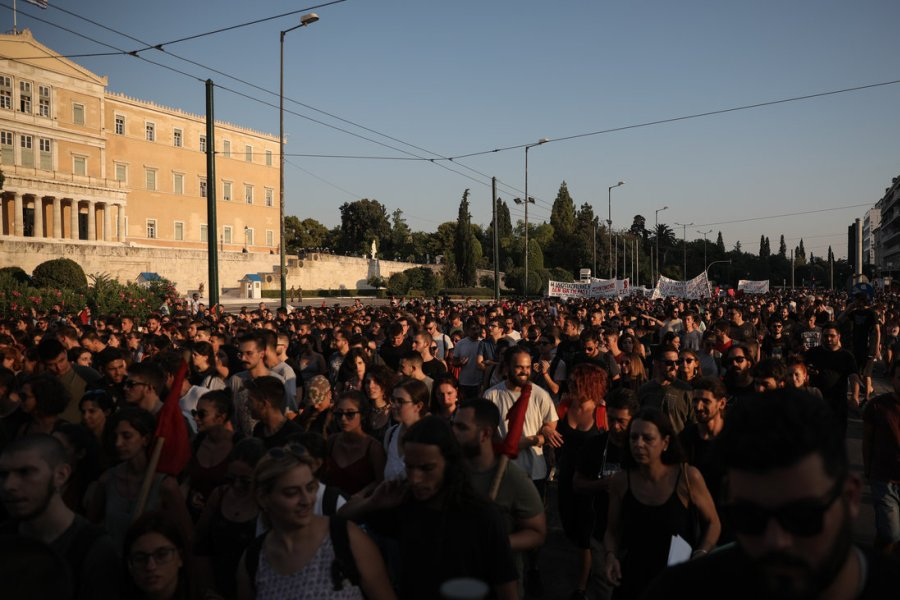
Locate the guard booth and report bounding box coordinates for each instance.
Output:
[240,274,262,299]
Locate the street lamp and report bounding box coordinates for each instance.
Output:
[516,138,547,296]
[705,259,732,296]
[674,222,693,280]
[608,181,624,278]
[279,12,319,309]
[654,205,668,282]
[697,229,712,277]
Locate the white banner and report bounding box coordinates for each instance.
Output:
[651,272,711,299]
[738,279,770,294]
[547,280,592,298]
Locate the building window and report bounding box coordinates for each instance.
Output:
[115,162,127,182]
[19,81,31,113]
[245,228,254,246]
[173,173,184,195]
[199,135,206,153]
[38,85,50,117]
[174,221,184,241]
[199,179,207,198]
[20,134,33,167]
[0,76,11,110]
[115,115,125,135]
[223,181,232,201]
[0,130,13,164]
[200,224,208,243]
[73,156,87,176]
[265,149,272,166]
[145,122,155,142]
[39,138,51,170]
[173,128,182,148]
[73,103,85,125]
[245,144,252,162]
[223,225,232,244]
[146,219,157,239]
[266,230,274,247]
[222,139,231,158]
[244,184,253,204]
[265,188,274,207]
[146,168,157,191]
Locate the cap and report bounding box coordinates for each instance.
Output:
[306,375,331,406]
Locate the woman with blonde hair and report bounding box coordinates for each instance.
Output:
[236,444,394,599]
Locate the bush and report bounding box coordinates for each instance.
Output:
[479,274,495,289]
[0,266,31,285]
[439,287,495,299]
[387,267,442,296]
[32,258,87,291]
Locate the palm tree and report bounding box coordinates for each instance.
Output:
[651,223,678,276]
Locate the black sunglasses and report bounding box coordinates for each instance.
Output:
[333,410,360,419]
[724,479,843,537]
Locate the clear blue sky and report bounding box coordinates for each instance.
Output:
[11,0,900,261]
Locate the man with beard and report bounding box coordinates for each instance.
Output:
[804,323,859,436]
[227,333,284,437]
[637,345,693,434]
[0,434,120,598]
[339,416,518,599]
[451,398,546,595]
[643,389,899,599]
[680,377,728,513]
[723,343,756,405]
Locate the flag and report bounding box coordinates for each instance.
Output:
[26,0,49,8]
[154,360,191,475]
[496,383,531,459]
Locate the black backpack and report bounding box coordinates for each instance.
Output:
[245,516,360,592]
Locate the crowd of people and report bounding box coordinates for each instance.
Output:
[0,287,898,599]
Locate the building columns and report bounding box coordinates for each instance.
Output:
[102,202,111,241]
[70,199,79,239]
[32,196,43,239]
[52,197,61,238]
[117,203,126,242]
[87,200,96,240]
[13,192,23,236]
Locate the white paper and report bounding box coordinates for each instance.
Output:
[667,534,693,566]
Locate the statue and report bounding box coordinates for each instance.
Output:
[371,239,378,260]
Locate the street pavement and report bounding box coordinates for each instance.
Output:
[529,371,889,599]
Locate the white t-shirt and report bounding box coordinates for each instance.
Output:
[483,381,558,480]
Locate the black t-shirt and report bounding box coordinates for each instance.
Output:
[642,545,900,600]
[679,424,725,506]
[846,307,878,360]
[367,499,518,599]
[253,418,303,449]
[804,346,858,420]
[422,358,447,381]
[575,432,627,539]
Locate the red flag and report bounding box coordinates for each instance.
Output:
[497,383,532,459]
[154,360,191,475]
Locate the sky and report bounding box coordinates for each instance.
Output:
[8,0,900,261]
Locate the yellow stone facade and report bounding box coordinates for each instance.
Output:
[0,29,279,253]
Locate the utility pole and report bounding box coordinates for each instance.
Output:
[675,222,693,281]
[205,80,219,307]
[492,178,499,301]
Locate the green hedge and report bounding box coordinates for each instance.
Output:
[261,288,387,299]
[439,287,496,298]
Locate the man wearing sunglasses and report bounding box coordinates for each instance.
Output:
[643,389,899,599]
[637,346,693,434]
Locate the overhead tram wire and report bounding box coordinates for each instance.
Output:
[40,2,536,204]
[693,203,872,227]
[9,5,512,200]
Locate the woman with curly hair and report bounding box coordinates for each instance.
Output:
[554,363,609,598]
[363,364,397,442]
[336,347,369,394]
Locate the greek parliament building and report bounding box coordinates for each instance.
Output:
[0,29,279,254]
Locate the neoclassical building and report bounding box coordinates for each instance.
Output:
[0,29,280,253]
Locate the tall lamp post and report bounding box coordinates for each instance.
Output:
[697,229,712,276]
[705,259,732,296]
[608,181,624,278]
[674,222,693,280]
[515,137,547,297]
[654,205,668,282]
[279,12,319,309]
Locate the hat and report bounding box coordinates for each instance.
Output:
[306,375,331,406]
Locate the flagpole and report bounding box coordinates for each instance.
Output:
[13,0,17,33]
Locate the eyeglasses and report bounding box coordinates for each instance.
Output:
[123,380,148,389]
[725,479,844,537]
[128,546,178,569]
[678,358,696,364]
[661,359,679,367]
[728,356,748,364]
[583,346,598,352]
[390,397,415,405]
[333,410,360,419]
[267,443,308,460]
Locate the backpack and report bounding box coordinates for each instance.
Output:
[245,516,360,592]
